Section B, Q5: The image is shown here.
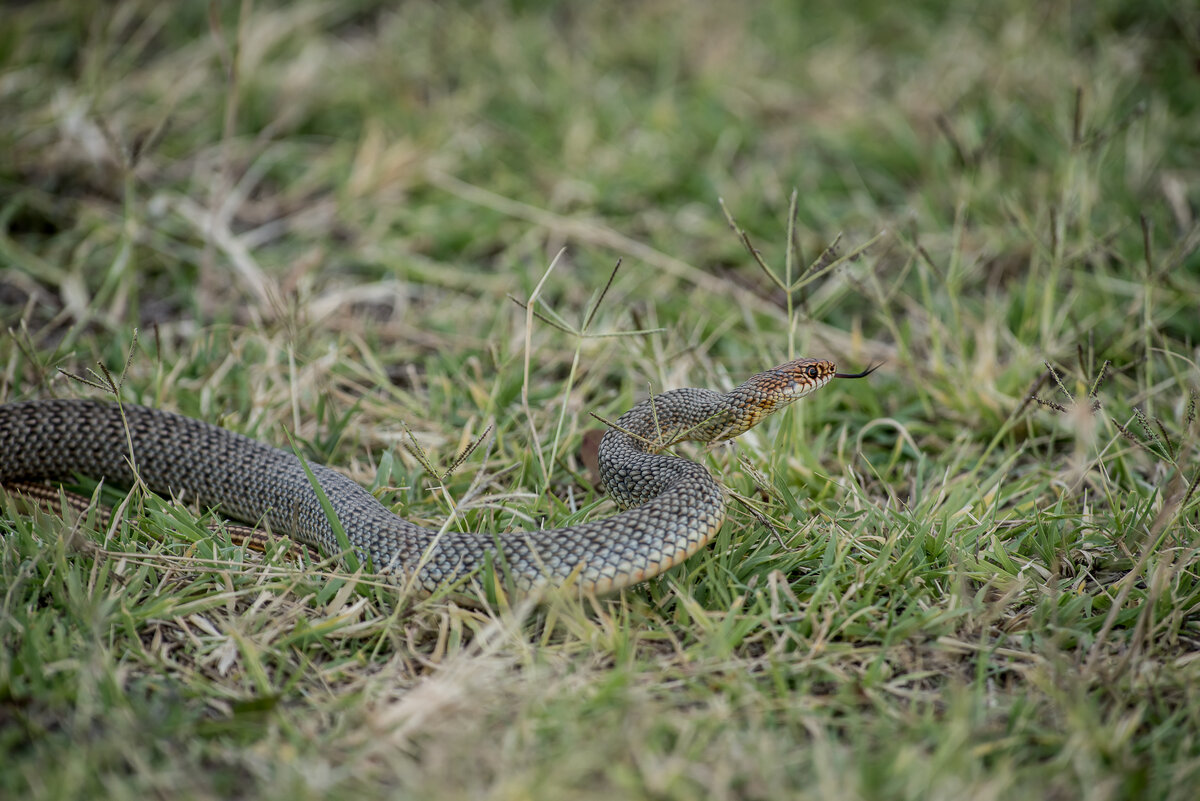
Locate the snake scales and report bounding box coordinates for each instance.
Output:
[0,358,873,594]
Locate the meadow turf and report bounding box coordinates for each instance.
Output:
[1,1,1199,799]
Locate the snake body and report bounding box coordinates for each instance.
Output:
[0,358,861,594]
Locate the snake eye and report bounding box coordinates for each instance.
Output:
[805,365,819,379]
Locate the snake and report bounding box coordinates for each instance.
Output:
[0,358,875,595]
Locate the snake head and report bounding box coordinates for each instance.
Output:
[754,358,838,401]
[772,357,881,390]
[718,357,881,440]
[715,358,837,439]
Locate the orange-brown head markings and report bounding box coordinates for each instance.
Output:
[737,358,835,408]
[769,358,837,397]
[719,357,881,439]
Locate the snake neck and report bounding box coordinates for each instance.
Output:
[607,379,796,448]
[595,375,808,511]
[605,388,733,449]
[597,387,736,510]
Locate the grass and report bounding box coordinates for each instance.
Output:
[2,0,1199,798]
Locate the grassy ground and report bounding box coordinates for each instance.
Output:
[2,1,1199,798]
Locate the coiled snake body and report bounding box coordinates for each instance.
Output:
[0,358,871,594]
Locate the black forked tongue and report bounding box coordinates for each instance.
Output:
[834,362,883,379]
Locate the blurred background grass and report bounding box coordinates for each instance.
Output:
[2,1,1199,799]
